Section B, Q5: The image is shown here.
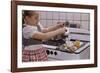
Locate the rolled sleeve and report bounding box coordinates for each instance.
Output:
[23,26,39,39]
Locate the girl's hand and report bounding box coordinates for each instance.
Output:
[59,27,67,34]
[57,22,64,28]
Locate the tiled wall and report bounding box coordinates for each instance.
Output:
[38,11,90,30]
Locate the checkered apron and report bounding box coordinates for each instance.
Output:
[22,46,48,62]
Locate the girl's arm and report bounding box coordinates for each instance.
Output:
[42,22,64,33]
[32,27,66,40]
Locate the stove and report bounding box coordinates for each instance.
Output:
[43,28,90,61]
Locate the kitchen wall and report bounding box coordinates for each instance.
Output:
[38,11,90,30]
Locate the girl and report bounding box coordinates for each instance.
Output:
[22,10,67,62]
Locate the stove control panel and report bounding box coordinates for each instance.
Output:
[46,49,57,55]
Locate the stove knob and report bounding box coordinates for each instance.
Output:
[54,52,57,55]
[46,50,50,55]
[50,51,53,55]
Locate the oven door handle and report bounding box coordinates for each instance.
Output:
[57,42,90,54]
[74,42,90,54]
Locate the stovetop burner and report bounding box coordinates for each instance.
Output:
[43,39,65,46]
[43,39,90,54]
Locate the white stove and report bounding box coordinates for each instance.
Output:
[43,28,90,61]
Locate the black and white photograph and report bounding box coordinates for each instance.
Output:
[22,10,90,62]
[11,1,97,72]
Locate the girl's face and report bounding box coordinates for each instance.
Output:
[25,12,39,26]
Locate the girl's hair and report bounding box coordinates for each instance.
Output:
[23,10,33,18]
[22,10,33,24]
[22,10,37,24]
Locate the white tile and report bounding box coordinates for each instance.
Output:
[52,20,59,25]
[59,19,66,23]
[40,20,46,27]
[73,21,81,24]
[39,11,47,19]
[52,12,59,20]
[81,13,90,20]
[73,13,81,20]
[66,13,74,20]
[46,11,53,19]
[80,21,89,30]
[68,20,74,24]
[46,20,53,27]
[59,12,66,20]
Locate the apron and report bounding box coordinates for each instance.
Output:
[22,25,48,62]
[22,24,42,47]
